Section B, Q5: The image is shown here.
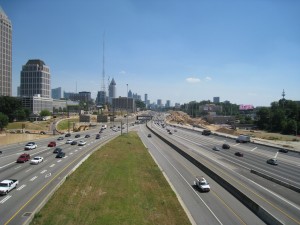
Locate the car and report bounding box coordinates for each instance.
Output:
[17,153,30,163]
[222,144,230,149]
[71,141,78,145]
[66,139,73,144]
[267,158,278,165]
[195,177,210,192]
[30,156,44,164]
[75,134,80,138]
[235,152,244,157]
[24,142,37,150]
[48,141,56,147]
[53,147,62,153]
[148,134,152,137]
[65,133,71,137]
[57,136,64,140]
[78,140,86,146]
[278,148,288,153]
[212,146,221,151]
[40,131,46,135]
[56,152,65,158]
[96,134,100,139]
[85,134,90,138]
[168,131,172,135]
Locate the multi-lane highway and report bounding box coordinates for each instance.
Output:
[144,117,300,225]
[0,126,120,225]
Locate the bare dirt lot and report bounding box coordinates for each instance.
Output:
[167,111,300,151]
[0,133,50,146]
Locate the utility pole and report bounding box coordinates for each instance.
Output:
[126,84,129,134]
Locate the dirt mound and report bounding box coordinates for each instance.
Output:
[167,111,209,128]
[215,127,238,135]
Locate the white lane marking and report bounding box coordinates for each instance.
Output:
[65,156,68,158]
[40,169,47,174]
[25,168,33,172]
[15,166,21,169]
[0,195,12,204]
[47,152,51,155]
[251,147,257,151]
[57,160,62,162]
[17,184,26,191]
[50,164,55,167]
[75,150,78,152]
[274,152,279,158]
[30,176,38,181]
[0,161,15,169]
[45,173,51,178]
[148,139,223,225]
[69,152,73,155]
[233,143,240,146]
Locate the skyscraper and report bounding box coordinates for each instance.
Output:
[108,78,116,104]
[52,87,62,99]
[20,59,51,98]
[0,6,12,96]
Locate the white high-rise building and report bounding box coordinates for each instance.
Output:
[0,6,12,96]
[108,78,116,104]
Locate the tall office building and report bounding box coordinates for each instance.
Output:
[213,97,220,103]
[52,87,62,99]
[108,78,116,104]
[20,59,51,98]
[0,6,12,96]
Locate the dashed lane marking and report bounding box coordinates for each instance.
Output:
[251,147,257,151]
[50,164,55,167]
[17,184,26,191]
[40,170,47,174]
[0,195,12,204]
[30,176,37,181]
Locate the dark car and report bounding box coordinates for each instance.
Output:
[222,144,230,149]
[96,134,100,139]
[71,141,78,145]
[57,136,64,140]
[17,153,30,163]
[85,134,90,138]
[148,134,152,138]
[235,152,244,157]
[202,129,211,135]
[267,158,278,165]
[75,134,80,138]
[278,148,288,153]
[53,147,62,153]
[65,133,71,137]
[56,152,65,158]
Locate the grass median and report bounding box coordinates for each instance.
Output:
[30,132,191,225]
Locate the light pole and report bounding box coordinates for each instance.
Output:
[126,84,128,134]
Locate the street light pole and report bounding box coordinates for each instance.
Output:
[126,84,128,134]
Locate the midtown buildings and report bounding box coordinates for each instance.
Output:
[0,6,12,96]
[108,78,116,104]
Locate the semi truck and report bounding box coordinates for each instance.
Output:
[0,179,19,195]
[236,135,250,143]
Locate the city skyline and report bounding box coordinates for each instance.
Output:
[1,1,300,107]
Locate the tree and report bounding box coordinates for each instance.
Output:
[0,96,22,122]
[40,109,51,117]
[0,112,9,131]
[135,100,146,110]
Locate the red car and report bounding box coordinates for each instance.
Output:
[48,141,56,147]
[17,153,30,163]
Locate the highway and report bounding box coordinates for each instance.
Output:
[0,126,120,225]
[148,117,300,225]
[137,124,265,225]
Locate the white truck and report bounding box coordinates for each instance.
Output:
[0,179,19,195]
[236,135,250,143]
[195,177,210,192]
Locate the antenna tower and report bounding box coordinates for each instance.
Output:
[101,33,106,94]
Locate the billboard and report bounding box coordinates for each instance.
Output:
[239,104,254,110]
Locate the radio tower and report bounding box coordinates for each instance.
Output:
[101,33,106,97]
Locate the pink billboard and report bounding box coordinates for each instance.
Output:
[239,104,254,110]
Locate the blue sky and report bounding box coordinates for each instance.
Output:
[1,0,300,106]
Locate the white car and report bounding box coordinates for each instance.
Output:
[78,140,86,146]
[195,177,210,192]
[24,142,37,150]
[30,156,43,164]
[66,139,73,144]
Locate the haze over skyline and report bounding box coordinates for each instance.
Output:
[1,0,300,107]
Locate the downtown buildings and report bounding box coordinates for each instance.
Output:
[0,6,12,96]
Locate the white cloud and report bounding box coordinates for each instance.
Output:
[186,77,201,83]
[205,76,212,81]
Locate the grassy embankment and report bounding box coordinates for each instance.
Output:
[30,132,191,225]
[56,118,79,131]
